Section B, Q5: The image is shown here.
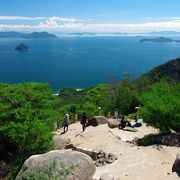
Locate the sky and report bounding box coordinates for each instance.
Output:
[1,0,180,33]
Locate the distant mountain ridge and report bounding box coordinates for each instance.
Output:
[0,31,26,38]
[0,31,57,39]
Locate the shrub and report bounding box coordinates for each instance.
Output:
[0,82,56,157]
[106,78,139,115]
[139,79,180,133]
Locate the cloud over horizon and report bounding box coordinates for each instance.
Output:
[1,15,180,33]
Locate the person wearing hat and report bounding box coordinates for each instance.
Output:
[62,114,70,133]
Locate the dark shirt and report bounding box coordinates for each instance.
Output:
[81,116,87,124]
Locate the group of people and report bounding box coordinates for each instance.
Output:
[116,115,142,129]
[62,112,87,134]
[62,111,142,134]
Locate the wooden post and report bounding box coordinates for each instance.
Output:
[107,112,111,119]
[75,113,78,122]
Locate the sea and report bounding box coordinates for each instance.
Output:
[0,36,180,93]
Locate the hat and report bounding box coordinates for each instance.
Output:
[66,114,69,117]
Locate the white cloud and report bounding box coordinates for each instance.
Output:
[0,15,84,22]
[145,17,180,21]
[1,16,180,33]
[0,16,47,21]
[48,16,78,22]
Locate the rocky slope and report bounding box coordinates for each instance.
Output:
[54,120,179,180]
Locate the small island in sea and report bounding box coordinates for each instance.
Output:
[15,44,29,51]
[139,36,180,43]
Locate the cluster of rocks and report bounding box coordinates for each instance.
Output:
[95,150,118,167]
[154,133,180,147]
[0,161,10,179]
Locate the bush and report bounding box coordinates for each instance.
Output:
[0,83,56,166]
[106,78,139,115]
[18,160,79,180]
[139,79,180,133]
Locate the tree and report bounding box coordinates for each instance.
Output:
[105,78,139,115]
[0,82,56,157]
[139,79,180,133]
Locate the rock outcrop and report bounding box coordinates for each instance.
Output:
[53,135,70,149]
[73,147,118,167]
[16,150,96,180]
[0,161,10,179]
[87,116,108,127]
[154,133,180,147]
[172,153,180,173]
[95,150,118,167]
[107,119,119,128]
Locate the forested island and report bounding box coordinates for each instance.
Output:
[0,58,180,179]
[140,37,180,43]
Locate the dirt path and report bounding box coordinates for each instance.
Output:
[55,123,179,180]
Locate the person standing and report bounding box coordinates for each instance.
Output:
[81,112,87,132]
[62,114,69,133]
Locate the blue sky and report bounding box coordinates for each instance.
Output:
[1,0,180,33]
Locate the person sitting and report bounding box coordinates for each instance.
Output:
[119,116,126,129]
[126,120,133,127]
[133,118,143,127]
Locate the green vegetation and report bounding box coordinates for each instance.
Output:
[18,160,79,180]
[0,82,61,178]
[58,84,109,119]
[139,79,180,133]
[105,77,139,115]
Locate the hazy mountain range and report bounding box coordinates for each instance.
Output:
[1,31,180,38]
[0,31,57,38]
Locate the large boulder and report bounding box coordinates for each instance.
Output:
[87,116,108,127]
[172,153,180,173]
[53,135,70,149]
[16,150,96,180]
[107,119,119,128]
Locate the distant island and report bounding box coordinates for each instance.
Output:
[139,37,180,43]
[23,31,57,39]
[15,44,29,51]
[0,31,57,39]
[148,31,180,36]
[68,32,96,36]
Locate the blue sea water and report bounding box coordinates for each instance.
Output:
[0,36,180,92]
